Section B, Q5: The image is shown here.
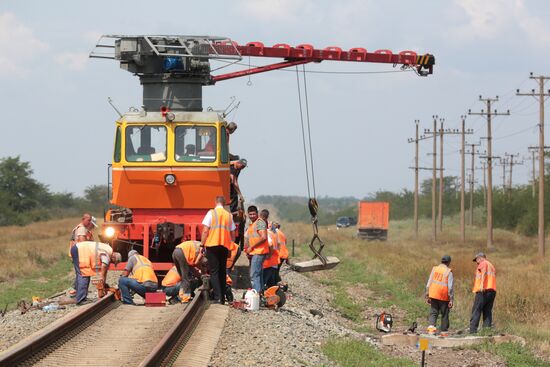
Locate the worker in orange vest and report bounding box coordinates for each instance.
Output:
[68,213,97,296]
[172,240,204,303]
[244,205,269,293]
[118,250,159,305]
[263,221,280,289]
[201,196,236,304]
[224,241,240,302]
[161,265,182,304]
[425,255,454,332]
[469,252,497,333]
[70,241,121,305]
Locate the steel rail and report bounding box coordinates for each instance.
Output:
[139,289,209,367]
[0,293,116,367]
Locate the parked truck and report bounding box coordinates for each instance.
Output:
[357,201,389,240]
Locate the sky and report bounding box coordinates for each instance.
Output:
[1,0,550,200]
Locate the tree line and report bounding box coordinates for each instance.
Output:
[0,156,108,226]
[256,175,550,236]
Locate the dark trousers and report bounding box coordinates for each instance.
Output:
[470,290,496,333]
[263,267,278,289]
[428,298,450,331]
[173,248,193,295]
[206,246,228,303]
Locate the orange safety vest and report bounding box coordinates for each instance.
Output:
[77,241,112,277]
[226,274,233,286]
[472,260,496,292]
[263,230,280,269]
[226,241,239,269]
[277,229,289,260]
[162,266,181,287]
[176,241,201,265]
[204,207,233,248]
[427,264,451,301]
[68,223,94,257]
[247,220,269,255]
[129,254,158,284]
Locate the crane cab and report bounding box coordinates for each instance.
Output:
[102,110,231,270]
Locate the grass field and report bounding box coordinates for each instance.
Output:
[283,217,550,365]
[0,217,80,307]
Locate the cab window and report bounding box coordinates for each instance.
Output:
[220,126,229,163]
[114,126,121,163]
[175,126,217,162]
[125,125,167,162]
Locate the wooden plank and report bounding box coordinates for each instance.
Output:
[381,333,525,348]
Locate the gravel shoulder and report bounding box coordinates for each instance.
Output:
[0,271,121,352]
[210,264,506,367]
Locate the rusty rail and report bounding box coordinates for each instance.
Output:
[139,289,209,367]
[0,293,116,367]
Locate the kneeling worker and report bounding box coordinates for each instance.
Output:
[172,240,204,303]
[71,241,121,305]
[162,265,182,303]
[425,255,454,333]
[118,250,158,305]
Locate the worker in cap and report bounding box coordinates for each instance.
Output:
[469,252,497,333]
[118,250,158,305]
[171,240,204,303]
[425,255,454,333]
[70,241,121,305]
[68,213,98,296]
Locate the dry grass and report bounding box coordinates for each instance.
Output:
[284,218,550,358]
[0,217,81,282]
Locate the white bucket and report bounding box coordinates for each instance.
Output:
[244,289,260,312]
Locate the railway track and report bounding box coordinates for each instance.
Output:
[0,289,213,367]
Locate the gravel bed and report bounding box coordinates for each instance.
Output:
[0,271,121,352]
[209,265,371,367]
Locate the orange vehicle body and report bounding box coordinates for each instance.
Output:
[100,111,234,272]
[357,201,389,240]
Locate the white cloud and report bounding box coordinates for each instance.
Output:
[238,0,313,22]
[0,12,48,78]
[55,52,89,71]
[451,0,550,47]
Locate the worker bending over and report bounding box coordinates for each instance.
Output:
[245,206,269,293]
[70,241,121,305]
[470,252,497,333]
[162,266,182,304]
[425,255,454,333]
[171,240,204,303]
[201,196,236,304]
[263,220,280,289]
[275,222,289,268]
[118,250,158,305]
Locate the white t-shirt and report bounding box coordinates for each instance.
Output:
[202,205,236,231]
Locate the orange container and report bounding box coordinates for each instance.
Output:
[357,201,389,240]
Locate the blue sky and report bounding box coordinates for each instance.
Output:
[1,0,549,199]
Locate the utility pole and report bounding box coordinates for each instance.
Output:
[497,156,508,193]
[460,116,473,242]
[465,142,482,226]
[531,150,536,198]
[424,116,439,241]
[505,153,521,198]
[482,161,487,206]
[517,73,550,258]
[469,97,510,249]
[407,119,421,239]
[438,118,444,233]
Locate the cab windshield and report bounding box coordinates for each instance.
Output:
[175,125,217,162]
[125,125,167,162]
